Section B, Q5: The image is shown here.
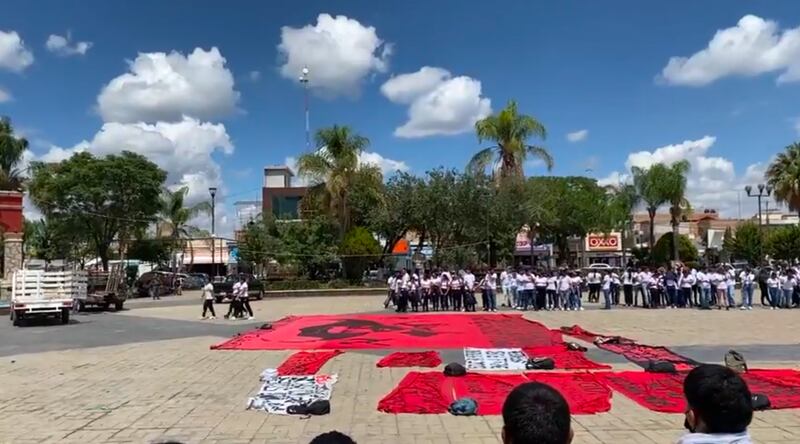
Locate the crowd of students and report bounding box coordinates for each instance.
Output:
[384,264,800,313]
[304,364,754,444]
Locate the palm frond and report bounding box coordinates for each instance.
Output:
[467,147,497,175]
[525,145,554,171]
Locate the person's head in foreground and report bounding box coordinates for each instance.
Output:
[502,382,572,444]
[680,364,753,444]
[309,431,356,444]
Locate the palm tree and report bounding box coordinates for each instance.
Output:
[662,160,691,261]
[607,183,640,266]
[766,142,800,218]
[632,164,670,252]
[158,186,212,273]
[0,117,28,191]
[296,125,373,236]
[467,101,552,180]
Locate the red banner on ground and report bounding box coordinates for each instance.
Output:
[597,369,800,413]
[378,371,611,415]
[213,314,560,350]
[523,345,611,370]
[377,351,442,368]
[277,350,343,375]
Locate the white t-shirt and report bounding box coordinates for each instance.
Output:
[485,273,497,290]
[500,271,509,288]
[739,271,755,286]
[237,281,249,299]
[767,277,779,288]
[622,272,632,285]
[522,274,535,291]
[611,273,620,285]
[602,275,611,290]
[558,276,572,292]
[571,276,582,288]
[546,276,557,291]
[587,272,601,285]
[464,273,476,289]
[698,272,711,289]
[202,282,214,300]
[232,282,241,297]
[780,275,796,291]
[726,270,736,286]
[680,274,694,288]
[535,276,547,287]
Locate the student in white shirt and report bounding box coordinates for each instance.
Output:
[767,272,780,309]
[779,271,797,309]
[610,271,621,305]
[711,269,728,310]
[601,272,612,309]
[225,280,243,319]
[546,272,558,310]
[679,269,694,308]
[481,270,498,312]
[697,268,712,310]
[571,273,584,311]
[238,276,253,320]
[500,269,511,307]
[739,267,756,310]
[520,271,535,310]
[587,270,602,302]
[201,281,215,319]
[534,273,548,311]
[726,268,737,308]
[420,271,433,312]
[439,273,451,311]
[637,267,651,308]
[557,271,572,311]
[622,268,634,306]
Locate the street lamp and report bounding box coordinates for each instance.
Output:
[209,187,217,278]
[299,66,310,149]
[744,184,772,263]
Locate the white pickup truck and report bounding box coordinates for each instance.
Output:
[9,270,87,326]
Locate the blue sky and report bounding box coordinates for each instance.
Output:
[2,1,800,233]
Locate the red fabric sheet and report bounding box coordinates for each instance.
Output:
[276,350,343,375]
[561,325,697,370]
[378,371,611,415]
[377,351,442,368]
[598,370,800,413]
[523,345,611,370]
[212,314,559,350]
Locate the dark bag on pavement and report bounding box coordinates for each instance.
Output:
[725,350,748,373]
[566,341,588,352]
[444,362,467,376]
[525,357,555,370]
[448,397,478,416]
[752,394,771,411]
[286,400,330,416]
[259,323,273,330]
[645,360,677,373]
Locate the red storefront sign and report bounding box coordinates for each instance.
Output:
[586,233,621,252]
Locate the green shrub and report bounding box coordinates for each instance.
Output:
[339,227,381,282]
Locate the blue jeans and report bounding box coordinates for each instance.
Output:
[666,286,677,306]
[571,288,582,309]
[701,286,711,308]
[602,288,612,309]
[486,288,497,310]
[727,284,736,306]
[742,284,754,307]
[510,287,518,307]
[769,287,780,307]
[559,290,571,309]
[783,289,793,308]
[638,285,650,307]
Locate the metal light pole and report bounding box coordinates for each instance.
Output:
[299,66,310,149]
[744,184,772,263]
[209,187,217,278]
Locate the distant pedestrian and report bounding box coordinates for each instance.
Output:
[149,277,161,300]
[201,281,215,319]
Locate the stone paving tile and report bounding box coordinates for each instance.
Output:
[2,296,800,443]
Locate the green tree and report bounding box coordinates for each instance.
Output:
[765,225,800,262]
[606,183,640,265]
[157,186,211,271]
[126,239,171,265]
[662,160,691,261]
[24,219,61,268]
[274,216,339,279]
[467,101,552,179]
[721,226,735,262]
[340,226,381,281]
[632,164,670,251]
[296,125,374,236]
[367,172,422,258]
[237,217,282,275]
[729,221,763,265]
[766,142,800,218]
[0,117,28,191]
[651,232,698,265]
[28,151,166,270]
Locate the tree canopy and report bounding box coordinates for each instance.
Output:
[28,151,166,270]
[0,117,28,191]
[651,232,698,265]
[766,142,800,217]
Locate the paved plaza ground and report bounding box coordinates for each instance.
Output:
[1,292,800,444]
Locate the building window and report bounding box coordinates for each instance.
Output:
[272,195,301,219]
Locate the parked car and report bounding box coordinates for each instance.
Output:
[212,274,265,303]
[135,271,175,298]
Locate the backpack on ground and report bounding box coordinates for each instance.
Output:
[448,398,478,416]
[286,400,330,416]
[444,362,467,376]
[645,360,676,373]
[525,357,555,370]
[725,350,748,373]
[751,394,771,411]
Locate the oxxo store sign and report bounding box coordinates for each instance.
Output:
[585,233,622,252]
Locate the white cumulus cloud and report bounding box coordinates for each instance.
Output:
[0,30,34,72]
[277,14,391,98]
[599,136,765,217]
[659,15,800,86]
[97,47,239,123]
[38,117,233,206]
[45,32,92,56]
[566,129,588,143]
[0,87,11,103]
[381,66,491,138]
[285,150,408,187]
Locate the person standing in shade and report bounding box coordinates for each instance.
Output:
[601,272,612,309]
[664,267,678,308]
[534,272,547,311]
[200,280,215,319]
